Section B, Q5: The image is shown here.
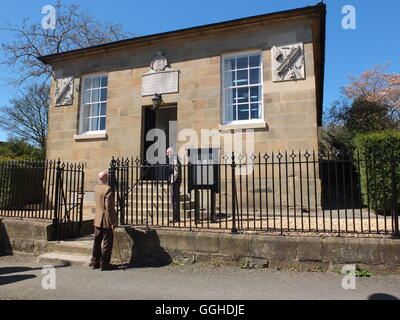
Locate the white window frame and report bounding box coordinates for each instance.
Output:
[79,73,108,135]
[221,50,264,125]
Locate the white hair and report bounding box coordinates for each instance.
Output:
[98,171,108,184]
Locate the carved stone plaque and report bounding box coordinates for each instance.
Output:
[271,43,305,82]
[55,76,74,106]
[142,51,179,97]
[142,70,179,96]
[150,51,169,72]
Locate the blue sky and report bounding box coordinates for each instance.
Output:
[0,0,399,142]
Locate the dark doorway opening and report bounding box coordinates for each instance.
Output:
[142,105,177,181]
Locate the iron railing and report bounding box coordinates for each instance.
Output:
[109,150,400,238]
[0,160,85,240]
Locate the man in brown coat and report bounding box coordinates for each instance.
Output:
[90,171,118,271]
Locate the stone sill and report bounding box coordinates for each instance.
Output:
[74,132,108,141]
[218,121,268,131]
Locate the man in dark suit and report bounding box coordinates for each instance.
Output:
[90,171,118,271]
[167,148,181,223]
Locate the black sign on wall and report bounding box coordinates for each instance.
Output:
[187,148,220,193]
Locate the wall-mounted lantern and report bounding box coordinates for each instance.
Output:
[152,93,163,111]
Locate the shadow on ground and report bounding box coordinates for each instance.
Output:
[0,220,12,256]
[123,228,172,268]
[368,293,399,300]
[0,266,38,286]
[0,265,68,286]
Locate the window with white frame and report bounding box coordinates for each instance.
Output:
[80,74,108,134]
[222,51,263,124]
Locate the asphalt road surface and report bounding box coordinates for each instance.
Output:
[1,255,400,301]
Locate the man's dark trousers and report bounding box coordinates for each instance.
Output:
[170,183,180,222]
[91,227,114,266]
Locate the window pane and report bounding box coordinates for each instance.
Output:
[237,56,248,69]
[92,77,101,88]
[236,70,248,86]
[237,87,249,103]
[100,88,107,102]
[249,54,261,67]
[100,117,106,131]
[100,103,107,116]
[83,78,91,90]
[91,89,100,102]
[82,119,90,133]
[223,71,236,88]
[224,58,235,71]
[83,104,91,118]
[83,90,91,104]
[250,86,261,102]
[91,104,100,117]
[238,104,249,120]
[101,76,108,87]
[251,103,261,119]
[90,118,99,131]
[250,68,261,85]
[224,104,236,122]
[224,89,236,106]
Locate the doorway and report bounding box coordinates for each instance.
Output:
[142,104,177,181]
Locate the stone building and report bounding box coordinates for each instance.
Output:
[39,3,326,194]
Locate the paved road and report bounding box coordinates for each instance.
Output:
[0,255,400,301]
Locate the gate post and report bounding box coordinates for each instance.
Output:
[78,165,85,237]
[109,158,123,225]
[231,152,238,234]
[108,157,116,189]
[391,150,399,238]
[52,160,62,241]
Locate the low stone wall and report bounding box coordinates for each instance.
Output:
[2,218,400,274]
[0,218,94,256]
[113,227,400,274]
[0,219,55,256]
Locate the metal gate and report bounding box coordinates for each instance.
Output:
[0,160,85,241]
[53,161,85,241]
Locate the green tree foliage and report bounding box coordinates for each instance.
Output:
[321,64,400,154]
[0,139,44,160]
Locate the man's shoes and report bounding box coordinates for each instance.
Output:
[90,262,100,269]
[100,263,118,271]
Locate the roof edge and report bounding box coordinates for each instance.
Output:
[38,2,326,65]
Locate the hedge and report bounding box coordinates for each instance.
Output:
[354,130,400,215]
[0,160,45,209]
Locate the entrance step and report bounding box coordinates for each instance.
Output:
[54,238,93,256]
[37,235,94,266]
[37,252,91,266]
[122,192,190,202]
[129,200,195,210]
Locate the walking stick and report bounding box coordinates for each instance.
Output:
[106,214,125,271]
[112,225,125,271]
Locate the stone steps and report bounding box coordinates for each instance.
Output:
[37,236,94,266]
[37,252,91,266]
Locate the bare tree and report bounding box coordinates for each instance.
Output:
[0,2,135,152]
[0,83,49,150]
[1,1,135,85]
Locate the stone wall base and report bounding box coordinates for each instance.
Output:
[112,227,400,274]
